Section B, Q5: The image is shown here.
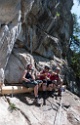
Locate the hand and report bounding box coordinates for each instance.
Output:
[44,73,47,76]
[46,77,50,80]
[26,79,30,82]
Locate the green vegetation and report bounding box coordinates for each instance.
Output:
[70,14,80,52]
[71,52,80,79]
[56,12,60,17]
[69,13,80,80]
[8,103,17,112]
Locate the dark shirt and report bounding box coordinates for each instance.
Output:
[26,72,32,80]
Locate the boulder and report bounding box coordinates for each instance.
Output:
[5,48,35,83]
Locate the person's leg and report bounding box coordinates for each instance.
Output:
[23,81,40,106]
[33,82,41,106]
[34,84,38,98]
[58,87,61,96]
[36,80,42,88]
[47,81,54,97]
[48,83,53,91]
[42,82,47,91]
[52,80,58,99]
[58,81,62,97]
[42,80,47,105]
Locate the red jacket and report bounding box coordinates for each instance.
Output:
[40,70,51,80]
[50,74,59,81]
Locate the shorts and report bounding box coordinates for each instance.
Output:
[23,80,42,88]
[42,79,53,86]
[47,80,53,86]
[52,80,60,85]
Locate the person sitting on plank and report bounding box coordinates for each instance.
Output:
[22,64,42,106]
[50,67,63,97]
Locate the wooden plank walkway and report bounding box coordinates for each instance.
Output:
[0,83,66,95]
[0,85,33,95]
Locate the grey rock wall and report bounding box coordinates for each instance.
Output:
[0,1,80,124]
[0,0,22,84]
[0,0,74,86]
[21,0,73,58]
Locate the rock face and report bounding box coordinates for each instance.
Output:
[0,0,36,84]
[0,0,79,97]
[20,0,73,58]
[0,1,78,94]
[0,1,80,124]
[0,0,22,69]
[2,0,78,95]
[0,90,80,125]
[5,48,35,83]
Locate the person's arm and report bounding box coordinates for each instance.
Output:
[22,70,30,82]
[34,70,39,80]
[45,73,51,80]
[52,72,57,75]
[37,71,45,77]
[58,75,63,86]
[31,69,35,80]
[31,74,35,80]
[45,75,50,80]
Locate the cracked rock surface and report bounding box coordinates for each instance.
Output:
[0,90,80,125]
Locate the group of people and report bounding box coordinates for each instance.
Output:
[22,64,63,106]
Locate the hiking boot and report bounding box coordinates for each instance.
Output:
[51,93,54,98]
[34,97,41,106]
[48,91,54,98]
[42,91,47,105]
[43,98,46,105]
[54,91,58,100]
[58,89,62,97]
[55,95,58,100]
[42,91,47,99]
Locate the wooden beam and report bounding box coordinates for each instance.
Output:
[0,86,33,95]
[0,85,66,95]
